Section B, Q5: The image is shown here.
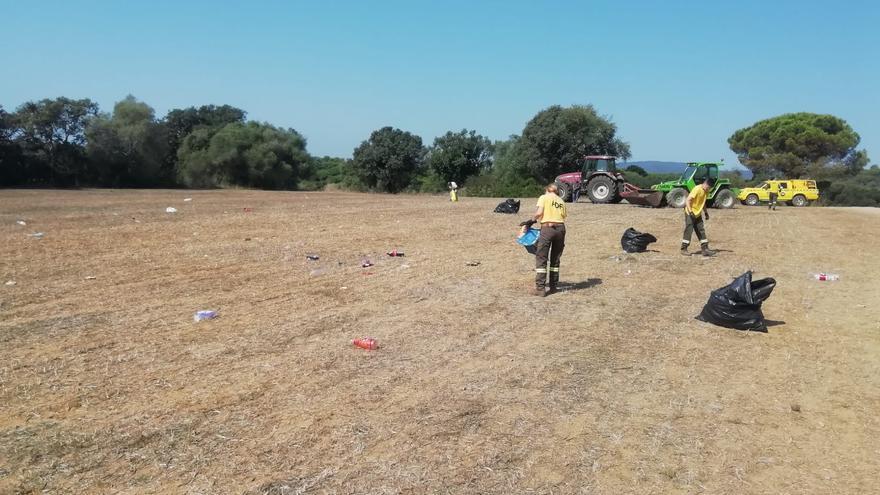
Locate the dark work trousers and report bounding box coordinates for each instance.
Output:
[535,224,566,288]
[768,192,778,210]
[681,213,707,250]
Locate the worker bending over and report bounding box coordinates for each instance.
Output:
[681,178,717,257]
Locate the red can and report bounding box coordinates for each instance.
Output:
[352,338,378,350]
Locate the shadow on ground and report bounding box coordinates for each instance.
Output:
[556,278,602,293]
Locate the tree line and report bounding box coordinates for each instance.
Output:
[1,96,875,204]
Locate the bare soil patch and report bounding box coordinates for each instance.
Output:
[1,190,878,494]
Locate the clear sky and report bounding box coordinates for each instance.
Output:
[3,0,878,167]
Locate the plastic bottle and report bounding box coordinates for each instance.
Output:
[812,273,840,281]
[352,337,378,350]
[387,250,405,257]
[194,310,218,322]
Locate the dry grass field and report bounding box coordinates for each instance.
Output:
[1,189,879,494]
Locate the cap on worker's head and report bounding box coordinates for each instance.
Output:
[546,183,558,193]
[705,178,716,187]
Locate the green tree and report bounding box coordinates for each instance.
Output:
[462,135,543,197]
[625,164,648,176]
[160,105,246,183]
[11,97,99,184]
[299,156,362,191]
[0,105,27,186]
[517,105,630,182]
[177,121,309,189]
[428,129,493,183]
[352,127,425,193]
[728,113,869,178]
[86,96,167,186]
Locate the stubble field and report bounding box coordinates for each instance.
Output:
[1,189,878,494]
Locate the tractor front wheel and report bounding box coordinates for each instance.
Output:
[586,177,616,203]
[745,193,759,206]
[556,182,572,202]
[713,188,735,209]
[666,188,688,209]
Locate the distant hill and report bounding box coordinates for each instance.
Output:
[623,161,753,178]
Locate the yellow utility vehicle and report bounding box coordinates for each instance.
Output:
[737,179,819,207]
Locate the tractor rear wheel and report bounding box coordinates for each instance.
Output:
[745,193,759,206]
[586,176,616,203]
[713,188,735,209]
[556,182,572,202]
[666,187,688,209]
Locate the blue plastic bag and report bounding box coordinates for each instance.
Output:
[516,228,541,255]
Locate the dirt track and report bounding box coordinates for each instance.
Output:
[1,190,879,494]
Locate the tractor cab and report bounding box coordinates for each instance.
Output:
[679,162,719,185]
[581,156,617,174]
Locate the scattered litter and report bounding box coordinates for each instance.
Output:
[791,404,802,412]
[352,337,378,350]
[400,264,410,269]
[811,273,840,281]
[84,276,96,280]
[609,254,636,263]
[465,261,481,266]
[243,207,253,213]
[621,227,658,253]
[306,255,320,261]
[4,281,15,286]
[193,310,218,322]
[494,198,521,214]
[244,238,252,241]
[361,259,373,268]
[28,232,45,239]
[183,198,193,202]
[362,271,373,276]
[387,249,405,257]
[309,269,326,277]
[165,207,177,213]
[696,271,777,332]
[341,286,348,290]
[16,220,26,226]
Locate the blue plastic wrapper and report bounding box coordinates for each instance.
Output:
[194,310,218,322]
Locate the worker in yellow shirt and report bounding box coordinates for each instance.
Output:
[681,178,716,257]
[531,183,567,296]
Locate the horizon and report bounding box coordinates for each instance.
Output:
[3,0,878,167]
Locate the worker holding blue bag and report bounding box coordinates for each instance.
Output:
[523,183,567,296]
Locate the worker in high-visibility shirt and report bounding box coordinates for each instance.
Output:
[681,178,717,257]
[530,183,567,296]
[448,181,458,202]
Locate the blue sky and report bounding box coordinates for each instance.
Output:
[3,0,878,168]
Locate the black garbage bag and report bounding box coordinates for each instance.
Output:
[620,227,657,253]
[494,198,521,214]
[696,271,777,332]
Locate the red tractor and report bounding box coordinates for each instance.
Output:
[554,155,661,206]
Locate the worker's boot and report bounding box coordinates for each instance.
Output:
[547,270,559,294]
[701,244,717,257]
[530,286,546,297]
[680,242,690,256]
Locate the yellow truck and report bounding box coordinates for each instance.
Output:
[737,179,819,207]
